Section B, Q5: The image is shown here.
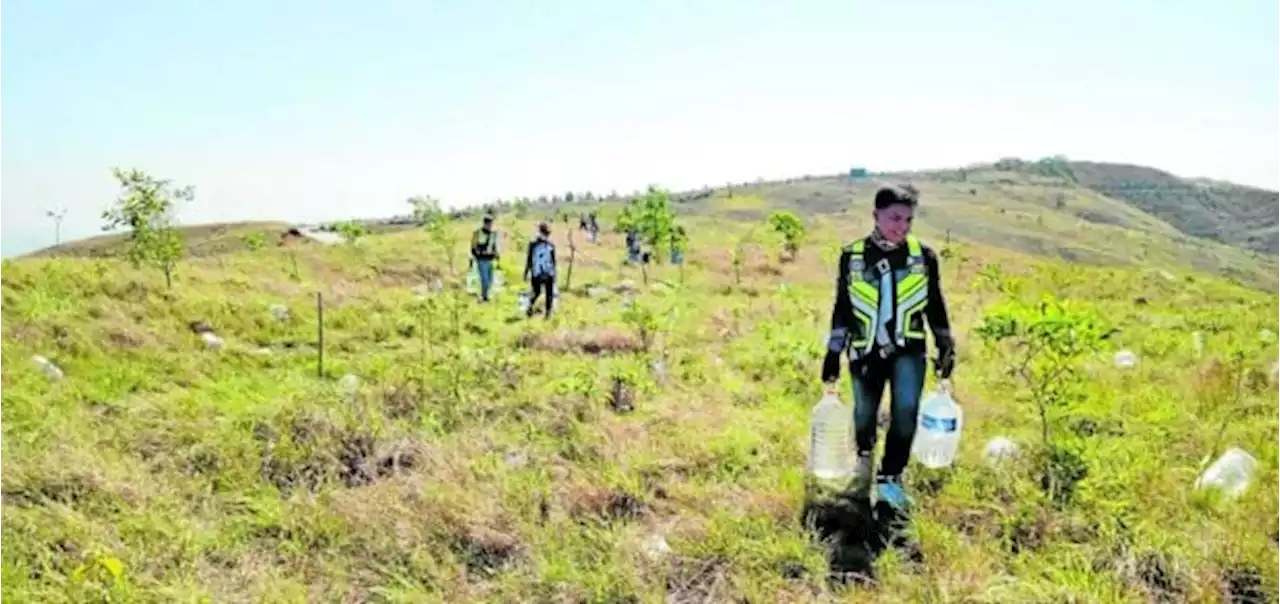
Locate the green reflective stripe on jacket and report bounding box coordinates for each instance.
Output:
[472,229,498,255]
[845,235,929,354]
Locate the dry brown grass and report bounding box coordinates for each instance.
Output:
[516,328,644,355]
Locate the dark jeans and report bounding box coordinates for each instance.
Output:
[852,352,926,477]
[528,275,555,316]
[475,259,495,301]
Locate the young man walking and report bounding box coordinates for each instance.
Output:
[524,222,558,318]
[470,215,501,302]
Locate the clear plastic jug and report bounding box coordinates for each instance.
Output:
[517,291,531,314]
[808,385,854,483]
[466,268,480,295]
[912,380,963,469]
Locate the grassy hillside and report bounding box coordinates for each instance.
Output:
[3,200,1277,602]
[24,159,1279,289]
[986,158,1279,255]
[673,169,1277,292]
[26,222,293,260]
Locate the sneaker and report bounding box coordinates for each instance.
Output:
[850,452,874,499]
[876,475,913,512]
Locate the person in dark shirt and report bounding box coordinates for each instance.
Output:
[524,222,558,318]
[822,184,956,511]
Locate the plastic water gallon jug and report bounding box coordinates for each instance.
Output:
[1194,447,1258,498]
[808,386,854,483]
[912,381,963,469]
[466,268,479,295]
[517,291,531,313]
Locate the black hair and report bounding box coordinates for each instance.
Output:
[538,222,551,235]
[873,184,919,210]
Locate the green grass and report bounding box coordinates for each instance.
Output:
[3,200,1278,602]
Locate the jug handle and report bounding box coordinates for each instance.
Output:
[939,378,953,394]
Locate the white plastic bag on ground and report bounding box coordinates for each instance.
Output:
[1195,447,1258,498]
[32,355,64,381]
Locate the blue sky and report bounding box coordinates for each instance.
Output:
[3,0,1277,256]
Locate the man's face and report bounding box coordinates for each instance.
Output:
[874,204,914,243]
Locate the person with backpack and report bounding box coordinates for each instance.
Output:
[470,214,501,302]
[524,222,558,318]
[822,184,956,512]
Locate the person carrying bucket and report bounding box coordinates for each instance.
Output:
[821,184,956,512]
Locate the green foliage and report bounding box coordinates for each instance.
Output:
[976,294,1113,505]
[242,232,267,251]
[408,195,458,274]
[767,211,806,259]
[101,168,192,288]
[334,221,367,244]
[635,187,678,260]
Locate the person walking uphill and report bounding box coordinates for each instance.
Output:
[822,185,956,512]
[470,215,501,302]
[524,222,558,318]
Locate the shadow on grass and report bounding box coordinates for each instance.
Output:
[800,491,923,589]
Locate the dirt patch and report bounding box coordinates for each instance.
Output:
[666,556,730,603]
[567,486,649,525]
[254,414,423,494]
[105,326,149,349]
[516,329,643,355]
[451,525,525,578]
[374,262,440,287]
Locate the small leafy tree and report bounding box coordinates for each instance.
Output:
[975,294,1111,506]
[767,211,806,261]
[335,220,367,245]
[635,186,677,262]
[242,231,267,251]
[101,168,193,289]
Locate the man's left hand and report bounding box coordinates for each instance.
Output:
[935,344,956,379]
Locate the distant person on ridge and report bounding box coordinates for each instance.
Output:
[670,225,687,265]
[524,222,557,318]
[470,214,501,302]
[822,184,956,512]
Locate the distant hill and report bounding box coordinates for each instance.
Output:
[1007,159,1278,254]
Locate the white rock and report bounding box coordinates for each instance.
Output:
[641,534,673,560]
[269,304,291,322]
[983,437,1019,464]
[504,450,529,468]
[1113,350,1137,369]
[340,373,360,395]
[200,332,224,350]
